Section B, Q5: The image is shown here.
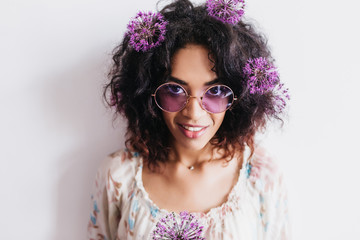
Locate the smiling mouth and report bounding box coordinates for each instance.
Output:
[178,124,208,138]
[181,125,206,132]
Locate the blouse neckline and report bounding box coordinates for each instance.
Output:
[134,148,250,223]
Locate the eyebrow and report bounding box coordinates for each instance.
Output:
[168,76,220,86]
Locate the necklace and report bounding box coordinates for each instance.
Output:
[173,153,213,171]
[176,159,196,170]
[179,160,210,171]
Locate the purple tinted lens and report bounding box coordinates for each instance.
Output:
[202,85,234,113]
[155,84,187,112]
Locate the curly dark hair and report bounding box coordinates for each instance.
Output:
[104,0,283,170]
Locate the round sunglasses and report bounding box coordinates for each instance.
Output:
[152,82,237,114]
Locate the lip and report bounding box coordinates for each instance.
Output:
[179,123,208,128]
[177,123,208,139]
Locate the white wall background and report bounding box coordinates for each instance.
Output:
[1,0,359,239]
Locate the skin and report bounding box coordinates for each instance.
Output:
[162,44,226,166]
[142,44,242,213]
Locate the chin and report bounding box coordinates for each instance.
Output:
[183,142,209,151]
[173,132,213,151]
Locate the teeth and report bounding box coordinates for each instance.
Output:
[181,125,204,132]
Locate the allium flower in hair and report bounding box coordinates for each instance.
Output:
[206,0,245,24]
[151,211,205,240]
[243,57,279,95]
[243,57,290,113]
[273,83,290,113]
[127,11,168,52]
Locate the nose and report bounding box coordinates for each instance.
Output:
[181,96,207,119]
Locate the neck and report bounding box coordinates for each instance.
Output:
[168,142,215,170]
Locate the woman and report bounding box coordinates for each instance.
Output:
[88,0,290,239]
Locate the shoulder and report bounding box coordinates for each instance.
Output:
[246,146,284,193]
[98,149,140,174]
[245,147,290,237]
[94,149,141,198]
[88,149,142,238]
[104,149,140,176]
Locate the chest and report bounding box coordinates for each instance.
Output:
[142,160,241,214]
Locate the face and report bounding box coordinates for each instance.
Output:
[161,44,226,151]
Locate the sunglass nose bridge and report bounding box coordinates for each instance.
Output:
[187,95,203,100]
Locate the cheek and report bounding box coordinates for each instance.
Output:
[213,113,226,127]
[162,112,176,129]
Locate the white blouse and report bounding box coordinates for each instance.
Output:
[87,148,290,239]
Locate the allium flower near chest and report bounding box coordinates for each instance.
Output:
[127,11,168,52]
[151,211,205,240]
[206,0,245,24]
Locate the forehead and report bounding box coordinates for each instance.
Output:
[170,44,217,88]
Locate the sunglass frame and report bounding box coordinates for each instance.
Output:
[151,82,238,114]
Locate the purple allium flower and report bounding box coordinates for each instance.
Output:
[151,211,205,240]
[273,82,290,113]
[243,57,279,95]
[206,0,245,24]
[126,11,168,52]
[243,57,290,113]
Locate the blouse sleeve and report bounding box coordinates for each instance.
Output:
[249,148,291,240]
[87,150,132,240]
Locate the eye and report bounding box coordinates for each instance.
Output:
[205,85,233,99]
[166,84,185,95]
[207,86,223,96]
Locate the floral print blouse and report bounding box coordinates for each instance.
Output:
[87,148,290,239]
